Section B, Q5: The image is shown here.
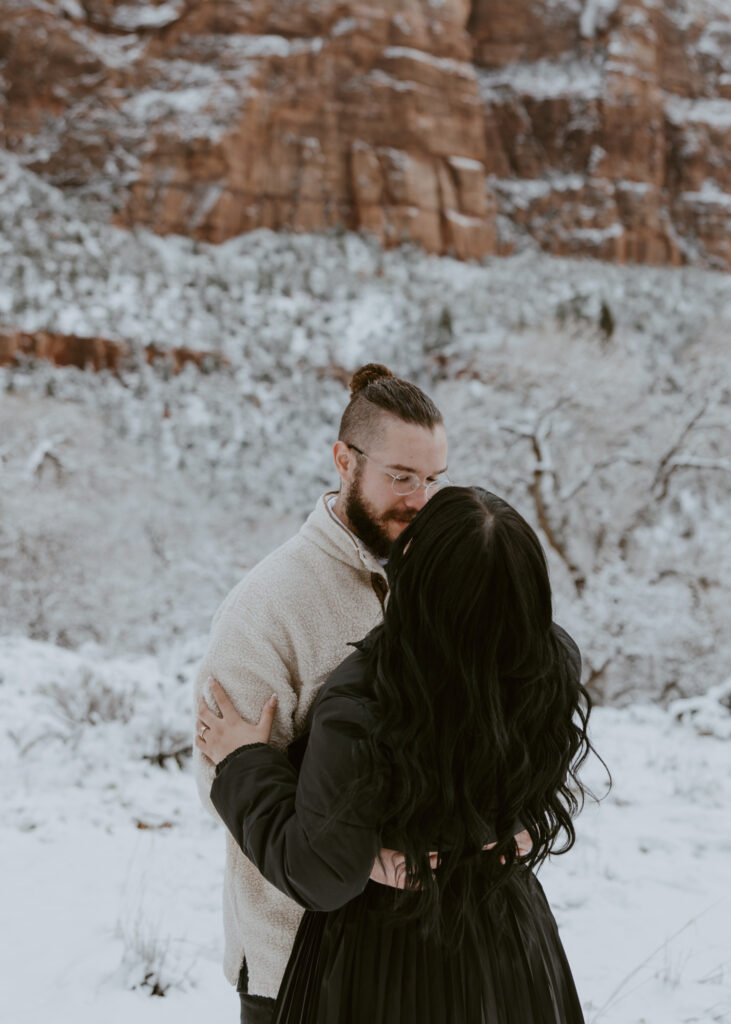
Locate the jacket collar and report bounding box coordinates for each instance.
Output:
[347,624,382,652]
[301,492,388,578]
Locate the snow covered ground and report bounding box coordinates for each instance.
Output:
[1,151,730,1022]
[1,636,729,1024]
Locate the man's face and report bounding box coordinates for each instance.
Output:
[343,418,448,559]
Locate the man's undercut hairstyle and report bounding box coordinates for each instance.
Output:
[338,363,443,447]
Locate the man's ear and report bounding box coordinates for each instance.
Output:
[333,441,355,484]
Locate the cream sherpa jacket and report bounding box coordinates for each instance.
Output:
[193,491,388,998]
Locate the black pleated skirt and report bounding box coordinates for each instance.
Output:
[273,866,585,1023]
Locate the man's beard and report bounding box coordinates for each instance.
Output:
[344,469,417,560]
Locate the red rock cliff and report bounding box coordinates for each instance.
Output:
[0,0,728,266]
[471,0,730,265]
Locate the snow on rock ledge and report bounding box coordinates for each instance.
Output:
[0,0,729,266]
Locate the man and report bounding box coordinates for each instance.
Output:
[193,363,449,1023]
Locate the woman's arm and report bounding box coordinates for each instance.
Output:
[205,684,380,913]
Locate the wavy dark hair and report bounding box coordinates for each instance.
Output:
[346,486,607,943]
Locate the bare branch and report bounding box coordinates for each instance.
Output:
[528,411,586,595]
[665,457,731,474]
[498,423,534,440]
[652,456,730,499]
[651,402,708,500]
[560,455,647,502]
[499,401,585,592]
[589,902,723,1023]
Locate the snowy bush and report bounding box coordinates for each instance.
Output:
[115,912,176,997]
[113,854,197,999]
[1,638,199,782]
[38,669,139,729]
[669,677,731,739]
[142,724,193,770]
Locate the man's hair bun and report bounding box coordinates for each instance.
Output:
[339,363,442,442]
[349,363,394,398]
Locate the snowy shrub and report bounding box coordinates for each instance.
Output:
[555,290,595,332]
[598,299,614,339]
[1,639,199,779]
[142,724,193,769]
[38,669,139,728]
[6,664,140,756]
[113,849,197,999]
[115,912,173,997]
[114,897,197,998]
[669,678,731,739]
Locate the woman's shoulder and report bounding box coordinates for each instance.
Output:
[288,641,377,768]
[310,643,377,731]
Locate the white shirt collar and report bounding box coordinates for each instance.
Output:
[327,494,388,567]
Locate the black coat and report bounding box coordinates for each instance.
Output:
[210,626,581,914]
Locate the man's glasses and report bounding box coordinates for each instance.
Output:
[347,444,451,499]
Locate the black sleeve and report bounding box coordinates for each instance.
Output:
[209,692,381,913]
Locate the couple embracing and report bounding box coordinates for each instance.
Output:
[193,364,597,1023]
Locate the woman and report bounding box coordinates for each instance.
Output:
[197,487,603,1023]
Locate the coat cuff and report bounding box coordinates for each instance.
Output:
[214,742,270,778]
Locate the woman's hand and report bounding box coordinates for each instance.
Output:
[195,678,277,766]
[370,830,533,889]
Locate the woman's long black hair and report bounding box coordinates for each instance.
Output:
[346,486,607,943]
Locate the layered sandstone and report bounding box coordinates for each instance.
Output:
[472,0,731,265]
[0,327,129,373]
[0,326,225,373]
[0,0,494,260]
[0,0,728,267]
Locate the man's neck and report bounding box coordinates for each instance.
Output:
[331,493,354,534]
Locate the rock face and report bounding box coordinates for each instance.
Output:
[0,0,729,266]
[474,0,731,265]
[0,327,129,372]
[0,326,224,373]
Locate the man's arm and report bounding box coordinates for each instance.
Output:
[193,583,298,820]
